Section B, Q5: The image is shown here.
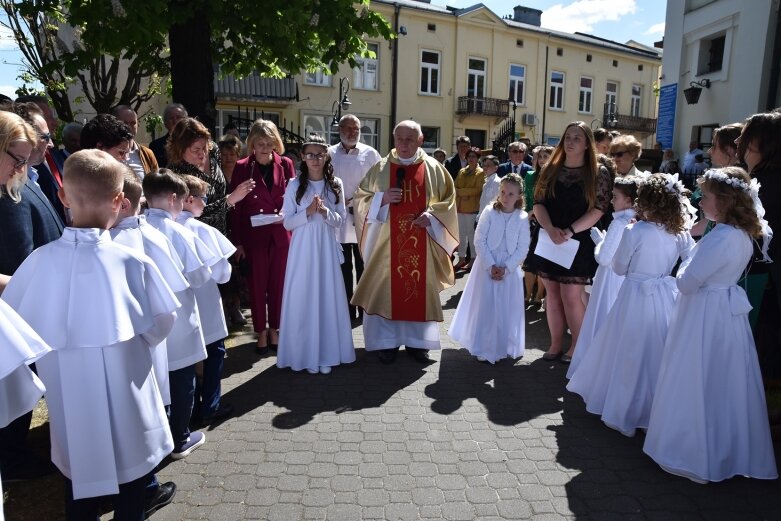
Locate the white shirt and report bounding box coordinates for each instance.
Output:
[683,148,704,172]
[125,141,146,181]
[328,141,381,243]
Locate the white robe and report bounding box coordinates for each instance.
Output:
[449,206,530,363]
[567,221,693,436]
[0,299,51,521]
[2,228,179,499]
[276,178,355,371]
[176,211,236,344]
[477,173,501,219]
[644,224,778,482]
[144,208,215,370]
[111,215,189,404]
[567,208,635,379]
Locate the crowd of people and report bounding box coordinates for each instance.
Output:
[0,91,779,520]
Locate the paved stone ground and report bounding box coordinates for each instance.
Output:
[139,270,781,521]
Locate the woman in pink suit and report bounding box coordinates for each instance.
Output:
[229,120,294,354]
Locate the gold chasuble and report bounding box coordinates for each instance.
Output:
[351,149,458,322]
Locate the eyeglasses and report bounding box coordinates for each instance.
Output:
[5,150,28,169]
[304,153,327,161]
[37,132,52,143]
[609,150,628,158]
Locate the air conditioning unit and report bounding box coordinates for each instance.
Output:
[522,113,537,126]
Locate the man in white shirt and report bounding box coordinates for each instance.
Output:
[682,140,704,172]
[328,115,381,319]
[111,105,159,180]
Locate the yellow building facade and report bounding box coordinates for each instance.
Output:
[214,1,662,155]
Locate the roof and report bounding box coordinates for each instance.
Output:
[372,0,662,61]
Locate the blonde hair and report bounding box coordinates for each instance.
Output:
[492,173,525,210]
[122,172,143,211]
[62,149,126,207]
[0,111,36,202]
[181,174,210,197]
[246,119,285,155]
[609,134,642,161]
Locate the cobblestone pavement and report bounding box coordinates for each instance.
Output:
[143,271,781,521]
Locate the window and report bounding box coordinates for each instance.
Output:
[304,69,331,87]
[586,54,592,62]
[612,60,618,67]
[638,64,644,71]
[605,81,618,113]
[420,50,441,95]
[631,84,642,117]
[698,34,725,75]
[508,64,525,105]
[467,57,486,98]
[353,42,378,90]
[427,23,436,31]
[303,115,339,144]
[556,48,563,56]
[549,71,565,110]
[421,126,439,151]
[579,76,593,114]
[359,118,379,150]
[516,39,524,48]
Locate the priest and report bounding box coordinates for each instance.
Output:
[351,120,458,363]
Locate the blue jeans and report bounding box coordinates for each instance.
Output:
[64,472,147,521]
[168,364,196,449]
[196,340,225,419]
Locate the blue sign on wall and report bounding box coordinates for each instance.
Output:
[657,84,677,150]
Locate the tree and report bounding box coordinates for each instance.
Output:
[1,0,393,130]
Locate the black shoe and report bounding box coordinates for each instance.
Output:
[202,403,234,425]
[406,347,431,363]
[1,457,57,483]
[145,481,176,518]
[256,344,269,356]
[377,348,399,364]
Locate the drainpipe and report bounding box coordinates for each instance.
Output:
[390,3,401,150]
[765,1,781,110]
[541,44,549,144]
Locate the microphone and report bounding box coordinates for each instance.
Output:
[395,167,405,204]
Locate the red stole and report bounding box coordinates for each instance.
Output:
[389,162,427,321]
[45,152,63,188]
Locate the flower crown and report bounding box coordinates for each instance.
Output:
[701,168,752,193]
[613,175,639,186]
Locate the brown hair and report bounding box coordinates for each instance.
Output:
[711,122,743,167]
[697,167,762,237]
[166,117,212,164]
[634,173,688,234]
[492,173,525,210]
[534,121,600,209]
[246,119,285,156]
[121,172,143,211]
[181,174,210,197]
[737,111,781,172]
[612,176,639,201]
[296,134,340,205]
[142,168,188,199]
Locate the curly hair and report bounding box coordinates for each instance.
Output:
[492,173,525,210]
[533,121,600,209]
[80,114,133,149]
[697,167,762,238]
[597,153,617,180]
[610,134,642,161]
[296,134,341,205]
[634,173,688,234]
[613,176,639,201]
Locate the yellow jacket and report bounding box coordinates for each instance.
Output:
[454,166,485,213]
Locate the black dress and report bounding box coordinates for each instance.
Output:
[525,165,611,284]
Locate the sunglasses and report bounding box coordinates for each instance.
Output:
[304,153,327,161]
[609,150,628,158]
[5,150,28,169]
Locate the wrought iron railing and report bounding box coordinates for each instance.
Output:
[456,96,510,118]
[491,114,516,161]
[227,106,305,145]
[604,109,657,134]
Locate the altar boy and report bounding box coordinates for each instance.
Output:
[2,150,180,519]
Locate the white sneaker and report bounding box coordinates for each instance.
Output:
[476,356,488,362]
[306,368,319,374]
[319,366,332,374]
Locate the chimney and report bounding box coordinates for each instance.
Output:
[512,5,542,26]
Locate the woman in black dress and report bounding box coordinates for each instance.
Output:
[525,122,611,363]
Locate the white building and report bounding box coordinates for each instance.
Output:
[660,0,781,161]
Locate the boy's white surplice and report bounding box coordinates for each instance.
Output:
[0,299,51,521]
[567,221,693,436]
[644,224,778,482]
[144,208,217,370]
[2,228,179,499]
[567,208,635,379]
[277,177,355,372]
[449,206,530,363]
[176,210,236,344]
[111,215,189,404]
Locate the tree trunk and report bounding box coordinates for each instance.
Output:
[168,6,216,135]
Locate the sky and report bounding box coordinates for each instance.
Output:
[0,0,665,99]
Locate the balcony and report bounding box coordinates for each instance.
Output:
[214,73,297,103]
[605,110,657,134]
[456,96,510,118]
